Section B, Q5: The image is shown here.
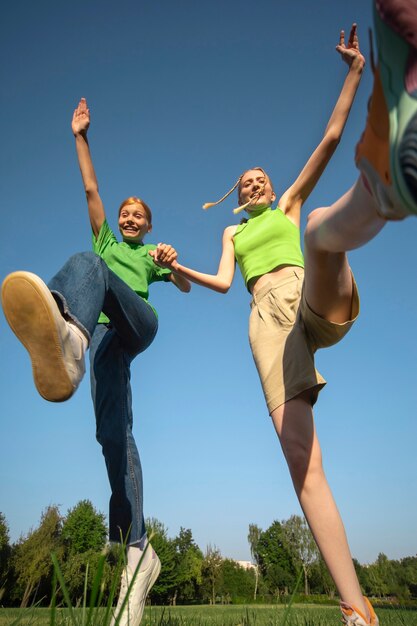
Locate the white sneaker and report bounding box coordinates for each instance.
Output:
[1,271,87,402]
[111,553,161,626]
[340,597,379,626]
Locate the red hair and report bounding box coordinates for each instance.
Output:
[118,197,152,223]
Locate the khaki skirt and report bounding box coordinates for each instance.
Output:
[249,267,359,414]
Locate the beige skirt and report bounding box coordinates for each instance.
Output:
[249,267,359,414]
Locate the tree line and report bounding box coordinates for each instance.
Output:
[0,504,416,608]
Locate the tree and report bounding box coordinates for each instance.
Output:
[219,559,255,604]
[61,549,114,605]
[309,555,336,596]
[61,500,107,556]
[201,545,223,605]
[146,518,177,603]
[0,512,12,603]
[256,521,296,597]
[400,556,417,598]
[13,505,63,607]
[247,523,262,600]
[281,515,319,595]
[172,527,203,604]
[60,500,109,604]
[371,553,399,597]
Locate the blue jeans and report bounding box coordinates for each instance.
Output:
[48,251,158,544]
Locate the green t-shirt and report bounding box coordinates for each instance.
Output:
[92,220,171,323]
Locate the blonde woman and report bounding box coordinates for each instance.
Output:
[151,3,417,624]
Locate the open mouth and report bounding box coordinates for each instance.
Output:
[250,191,262,203]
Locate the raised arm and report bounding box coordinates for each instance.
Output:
[279,24,365,226]
[71,98,105,237]
[149,226,237,294]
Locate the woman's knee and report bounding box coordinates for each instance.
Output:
[303,207,327,252]
[67,251,104,270]
[282,434,324,493]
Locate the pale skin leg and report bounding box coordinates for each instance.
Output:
[271,178,387,619]
[303,176,386,323]
[271,396,365,610]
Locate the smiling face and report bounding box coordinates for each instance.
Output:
[238,168,276,211]
[118,201,152,243]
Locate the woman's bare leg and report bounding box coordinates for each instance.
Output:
[271,394,368,616]
[284,176,390,621]
[303,177,385,323]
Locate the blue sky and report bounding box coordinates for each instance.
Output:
[1,0,416,566]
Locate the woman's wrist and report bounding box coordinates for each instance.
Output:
[73,129,88,139]
[349,55,365,74]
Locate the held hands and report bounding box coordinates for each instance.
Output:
[336,24,365,71]
[149,243,179,269]
[72,97,90,136]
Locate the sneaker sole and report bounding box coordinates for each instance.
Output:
[2,272,75,402]
[373,1,417,216]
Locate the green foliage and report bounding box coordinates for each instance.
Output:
[247,524,262,601]
[61,500,107,557]
[280,515,319,596]
[146,518,177,603]
[399,556,417,597]
[171,528,203,604]
[0,512,11,600]
[61,550,114,606]
[309,557,336,597]
[247,524,261,565]
[201,545,223,605]
[3,504,417,609]
[256,521,297,597]
[49,550,122,626]
[218,559,256,604]
[12,505,64,608]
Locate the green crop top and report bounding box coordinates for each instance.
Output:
[233,206,304,289]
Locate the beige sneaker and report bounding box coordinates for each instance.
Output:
[111,552,161,626]
[340,597,379,626]
[1,271,86,402]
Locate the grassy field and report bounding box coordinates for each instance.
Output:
[1,604,417,626]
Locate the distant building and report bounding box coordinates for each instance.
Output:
[235,560,256,570]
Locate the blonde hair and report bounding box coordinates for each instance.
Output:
[118,197,152,223]
[203,167,273,214]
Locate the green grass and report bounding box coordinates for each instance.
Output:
[3,552,416,625]
[1,605,417,626]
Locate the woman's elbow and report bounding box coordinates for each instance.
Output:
[324,131,342,150]
[85,184,100,198]
[215,281,231,294]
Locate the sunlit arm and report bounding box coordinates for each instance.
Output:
[169,273,192,293]
[72,98,105,237]
[279,25,365,225]
[151,226,236,294]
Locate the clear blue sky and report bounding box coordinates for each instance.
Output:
[1,0,416,566]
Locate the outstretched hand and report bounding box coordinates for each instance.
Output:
[72,97,90,136]
[149,243,179,269]
[336,24,365,70]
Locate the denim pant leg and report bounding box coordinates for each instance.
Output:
[48,251,109,340]
[48,251,158,544]
[90,270,158,545]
